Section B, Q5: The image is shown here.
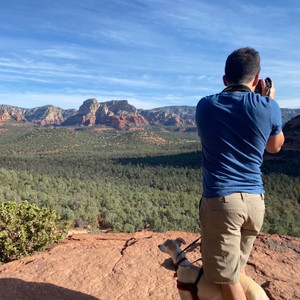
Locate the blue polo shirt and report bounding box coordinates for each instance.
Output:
[196,91,282,197]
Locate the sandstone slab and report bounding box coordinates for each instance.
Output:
[0,231,299,300]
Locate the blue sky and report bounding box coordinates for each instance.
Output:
[0,0,299,110]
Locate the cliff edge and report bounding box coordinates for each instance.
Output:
[0,231,299,300]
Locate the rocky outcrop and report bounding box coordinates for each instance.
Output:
[0,112,12,123]
[97,115,148,130]
[61,99,148,129]
[0,105,28,123]
[282,115,300,152]
[0,105,76,126]
[94,100,148,129]
[26,106,76,125]
[0,231,299,300]
[62,99,100,126]
[140,106,196,126]
[100,100,137,115]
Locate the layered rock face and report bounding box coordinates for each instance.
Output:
[0,105,27,123]
[26,106,76,125]
[95,100,148,129]
[140,105,196,126]
[31,99,149,129]
[62,99,100,126]
[0,104,76,125]
[282,115,300,151]
[0,100,193,129]
[0,231,299,300]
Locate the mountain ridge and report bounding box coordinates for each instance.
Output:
[1,99,299,129]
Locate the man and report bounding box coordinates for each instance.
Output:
[196,47,284,300]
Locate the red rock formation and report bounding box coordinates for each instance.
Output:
[13,115,27,122]
[282,115,300,151]
[165,115,183,126]
[140,106,196,126]
[63,99,100,126]
[0,113,11,122]
[103,115,148,130]
[0,102,298,131]
[82,116,97,126]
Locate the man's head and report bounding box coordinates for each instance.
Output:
[224,47,261,85]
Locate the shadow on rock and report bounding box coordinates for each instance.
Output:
[0,278,98,300]
[161,257,175,271]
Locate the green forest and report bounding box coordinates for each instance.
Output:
[0,121,299,237]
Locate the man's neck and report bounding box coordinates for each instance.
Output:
[228,81,255,92]
[222,84,252,93]
[240,82,255,92]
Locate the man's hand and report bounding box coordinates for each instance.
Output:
[256,78,275,99]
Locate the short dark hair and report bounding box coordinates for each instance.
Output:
[225,47,261,84]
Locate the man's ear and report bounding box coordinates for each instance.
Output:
[223,75,229,86]
[252,73,260,87]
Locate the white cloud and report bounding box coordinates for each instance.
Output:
[278,97,300,109]
[26,48,82,60]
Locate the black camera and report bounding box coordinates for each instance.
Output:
[255,77,272,95]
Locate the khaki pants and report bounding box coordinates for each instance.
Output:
[199,193,265,284]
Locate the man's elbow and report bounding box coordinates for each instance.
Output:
[265,132,285,154]
[265,146,282,154]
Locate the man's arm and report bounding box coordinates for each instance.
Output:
[265,131,285,153]
[261,79,284,154]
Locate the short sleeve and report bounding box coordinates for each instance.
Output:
[270,100,282,136]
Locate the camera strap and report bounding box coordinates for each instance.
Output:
[222,84,251,93]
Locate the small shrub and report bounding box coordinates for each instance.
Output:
[0,201,68,264]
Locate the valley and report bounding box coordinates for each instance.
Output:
[0,118,298,237]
